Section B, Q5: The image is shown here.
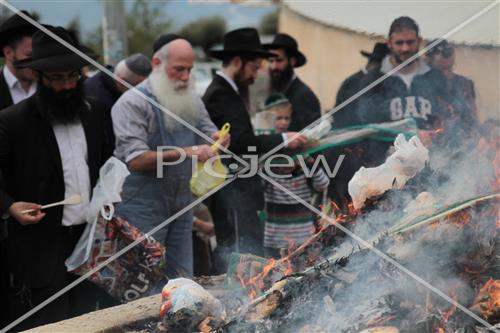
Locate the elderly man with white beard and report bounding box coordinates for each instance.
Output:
[112,36,226,278]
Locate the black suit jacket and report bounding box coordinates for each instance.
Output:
[203,74,282,156]
[0,68,14,111]
[0,95,110,288]
[285,77,321,131]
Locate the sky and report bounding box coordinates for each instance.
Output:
[4,0,276,34]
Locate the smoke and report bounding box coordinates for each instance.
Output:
[273,130,499,332]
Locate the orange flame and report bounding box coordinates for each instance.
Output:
[449,210,471,228]
[471,278,500,320]
[441,289,458,323]
[236,200,360,299]
[494,150,500,191]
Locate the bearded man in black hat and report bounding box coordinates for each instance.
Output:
[0,10,46,111]
[203,28,307,272]
[0,26,111,330]
[263,33,321,131]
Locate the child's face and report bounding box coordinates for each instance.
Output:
[272,106,292,133]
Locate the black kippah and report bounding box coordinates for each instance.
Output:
[153,33,181,54]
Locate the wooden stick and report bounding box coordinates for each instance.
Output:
[21,194,81,214]
[390,192,499,235]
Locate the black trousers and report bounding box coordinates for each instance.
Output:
[207,176,265,273]
[4,224,117,332]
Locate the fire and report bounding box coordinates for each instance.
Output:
[495,151,500,191]
[471,278,500,320]
[441,289,457,323]
[446,210,471,229]
[235,200,361,299]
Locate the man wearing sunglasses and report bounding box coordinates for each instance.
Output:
[426,39,478,140]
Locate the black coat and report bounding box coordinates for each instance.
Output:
[203,74,283,156]
[84,68,121,151]
[0,68,14,111]
[333,70,366,128]
[0,95,110,288]
[202,75,276,259]
[284,77,321,131]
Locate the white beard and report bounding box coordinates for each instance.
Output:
[149,69,198,132]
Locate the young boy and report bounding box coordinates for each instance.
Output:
[262,94,330,258]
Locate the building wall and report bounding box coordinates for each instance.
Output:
[279,5,499,122]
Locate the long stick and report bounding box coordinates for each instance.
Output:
[226,192,500,325]
[21,194,81,214]
[390,192,500,235]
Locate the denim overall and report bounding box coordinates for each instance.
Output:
[116,86,199,278]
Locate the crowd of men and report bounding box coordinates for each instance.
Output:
[0,10,487,331]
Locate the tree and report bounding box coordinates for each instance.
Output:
[259,9,278,35]
[83,25,103,64]
[179,16,226,59]
[126,0,172,57]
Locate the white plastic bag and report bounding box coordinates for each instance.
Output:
[159,278,225,323]
[348,134,429,210]
[65,157,130,271]
[303,117,332,141]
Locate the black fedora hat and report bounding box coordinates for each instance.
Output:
[360,42,390,62]
[209,28,274,60]
[0,10,46,56]
[263,33,306,67]
[14,26,95,72]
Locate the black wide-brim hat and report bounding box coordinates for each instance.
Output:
[209,27,275,60]
[360,42,390,62]
[14,26,96,72]
[0,10,49,56]
[263,33,306,68]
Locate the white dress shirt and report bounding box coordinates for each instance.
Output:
[52,121,91,226]
[3,66,36,104]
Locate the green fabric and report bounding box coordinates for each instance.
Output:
[267,121,417,164]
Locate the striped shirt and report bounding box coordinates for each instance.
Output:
[263,167,329,249]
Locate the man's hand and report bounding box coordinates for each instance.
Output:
[211,131,231,149]
[193,218,215,236]
[184,145,215,163]
[286,132,308,149]
[8,202,45,225]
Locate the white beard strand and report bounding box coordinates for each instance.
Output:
[149,69,198,132]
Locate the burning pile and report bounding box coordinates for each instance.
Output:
[216,195,498,333]
[158,132,500,333]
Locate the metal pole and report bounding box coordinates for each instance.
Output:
[102,0,128,66]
